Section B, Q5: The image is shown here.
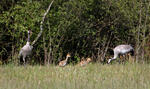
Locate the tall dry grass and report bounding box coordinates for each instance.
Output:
[0,63,150,89]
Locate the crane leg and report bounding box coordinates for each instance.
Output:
[23,57,26,65]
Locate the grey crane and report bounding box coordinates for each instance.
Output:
[18,30,33,64]
[108,44,134,63]
[18,0,54,64]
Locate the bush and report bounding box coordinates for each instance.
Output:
[0,0,150,64]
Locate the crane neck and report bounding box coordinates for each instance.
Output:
[26,42,30,45]
[27,31,30,42]
[65,56,69,61]
[26,32,30,45]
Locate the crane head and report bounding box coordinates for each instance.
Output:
[66,53,71,58]
[108,59,112,64]
[28,29,32,35]
[86,58,92,62]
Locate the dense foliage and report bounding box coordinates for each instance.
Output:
[0,0,150,65]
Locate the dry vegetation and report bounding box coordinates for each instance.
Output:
[0,63,150,89]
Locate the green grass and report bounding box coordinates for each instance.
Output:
[0,63,150,89]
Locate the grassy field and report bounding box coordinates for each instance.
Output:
[0,63,150,89]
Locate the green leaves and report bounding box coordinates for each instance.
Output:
[0,0,150,64]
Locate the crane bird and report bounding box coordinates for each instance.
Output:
[17,0,54,65]
[79,57,92,66]
[18,30,33,64]
[108,44,134,63]
[59,53,71,67]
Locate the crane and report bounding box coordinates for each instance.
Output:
[18,30,33,64]
[59,53,71,67]
[108,44,134,63]
[18,0,54,64]
[79,57,92,66]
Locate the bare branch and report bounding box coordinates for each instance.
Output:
[31,0,54,46]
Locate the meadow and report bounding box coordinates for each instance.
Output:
[0,63,150,89]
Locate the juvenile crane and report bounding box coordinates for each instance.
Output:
[59,53,71,67]
[79,57,92,66]
[108,44,134,63]
[18,30,33,64]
